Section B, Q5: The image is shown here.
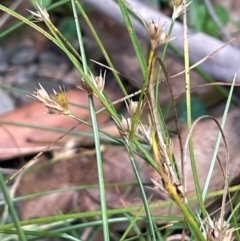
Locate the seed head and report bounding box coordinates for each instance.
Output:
[201,216,235,241]
[78,71,106,95]
[126,100,140,117]
[171,0,192,20]
[29,83,70,115]
[27,2,50,22]
[119,117,132,133]
[171,0,183,7]
[78,78,92,94]
[94,70,106,93]
[146,20,171,50]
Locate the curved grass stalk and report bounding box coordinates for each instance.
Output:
[202,74,236,202]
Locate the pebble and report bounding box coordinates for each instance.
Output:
[1,35,75,114]
[0,91,15,115]
[13,68,33,85]
[9,46,38,65]
[64,67,82,85]
[36,62,70,80]
[0,48,8,73]
[38,50,66,65]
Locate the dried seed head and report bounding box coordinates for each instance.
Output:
[31,85,50,103]
[78,71,106,95]
[146,20,171,50]
[200,216,235,241]
[147,20,161,40]
[126,100,140,117]
[52,87,69,111]
[27,2,50,22]
[171,0,183,7]
[119,117,132,133]
[78,78,92,94]
[29,83,70,115]
[95,70,106,93]
[171,0,192,20]
[206,220,234,241]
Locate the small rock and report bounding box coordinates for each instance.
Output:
[64,68,82,85]
[36,62,70,80]
[39,50,66,65]
[0,48,8,73]
[9,46,38,65]
[0,91,15,115]
[3,65,38,86]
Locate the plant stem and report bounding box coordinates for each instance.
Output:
[89,94,110,241]
[0,170,27,241]
[182,0,207,218]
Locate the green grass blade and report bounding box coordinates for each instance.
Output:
[202,74,236,200]
[116,0,147,76]
[89,94,110,241]
[75,1,128,97]
[128,154,157,241]
[0,171,27,241]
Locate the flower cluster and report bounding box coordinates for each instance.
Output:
[146,20,171,50]
[29,84,71,115]
[78,71,106,95]
[114,100,152,145]
[171,0,192,21]
[201,216,235,241]
[27,2,49,22]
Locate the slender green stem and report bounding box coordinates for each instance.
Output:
[155,19,175,106]
[75,1,128,97]
[89,94,110,241]
[71,0,87,73]
[134,140,157,169]
[116,0,146,76]
[128,154,156,241]
[202,75,236,200]
[168,44,238,103]
[120,210,145,241]
[0,170,27,241]
[168,181,206,241]
[70,2,110,236]
[182,0,207,218]
[116,0,149,150]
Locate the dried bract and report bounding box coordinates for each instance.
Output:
[135,123,152,145]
